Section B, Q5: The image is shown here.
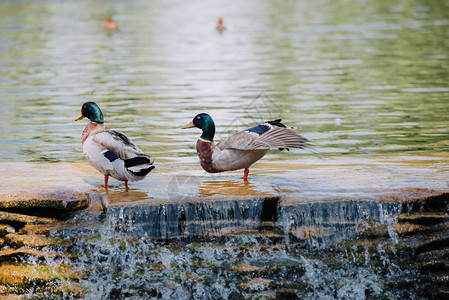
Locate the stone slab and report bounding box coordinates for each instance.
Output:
[0,155,449,213]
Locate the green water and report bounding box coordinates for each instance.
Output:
[1,0,449,167]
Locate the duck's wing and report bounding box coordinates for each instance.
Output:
[217,120,310,151]
[93,130,148,159]
[94,130,155,176]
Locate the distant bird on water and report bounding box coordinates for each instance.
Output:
[103,18,119,31]
[182,113,310,181]
[216,17,226,32]
[75,102,154,189]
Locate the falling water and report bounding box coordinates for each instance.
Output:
[56,197,420,299]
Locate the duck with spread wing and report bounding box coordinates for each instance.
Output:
[182,113,310,181]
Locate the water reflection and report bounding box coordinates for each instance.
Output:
[198,179,269,198]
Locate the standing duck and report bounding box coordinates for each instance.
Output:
[216,17,226,32]
[182,113,310,180]
[103,18,119,31]
[75,102,155,189]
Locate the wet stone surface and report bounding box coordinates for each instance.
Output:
[0,211,81,298]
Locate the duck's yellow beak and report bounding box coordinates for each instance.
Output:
[182,122,195,129]
[75,114,85,121]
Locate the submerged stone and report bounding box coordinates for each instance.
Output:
[0,263,82,286]
[18,224,52,236]
[0,225,15,237]
[398,213,449,226]
[4,234,52,248]
[0,248,68,263]
[0,211,56,226]
[240,277,271,292]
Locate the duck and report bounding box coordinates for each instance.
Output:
[182,113,310,181]
[103,18,119,31]
[75,102,155,189]
[216,17,226,32]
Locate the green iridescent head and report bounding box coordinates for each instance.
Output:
[75,102,104,123]
[182,113,216,142]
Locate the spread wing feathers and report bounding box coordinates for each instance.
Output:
[253,126,310,149]
[93,130,147,160]
[217,123,310,151]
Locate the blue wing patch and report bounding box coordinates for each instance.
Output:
[247,119,286,135]
[247,124,271,134]
[103,150,119,162]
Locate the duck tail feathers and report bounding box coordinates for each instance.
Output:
[267,119,286,128]
[125,156,155,176]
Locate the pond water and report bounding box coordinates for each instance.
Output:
[1,0,449,170]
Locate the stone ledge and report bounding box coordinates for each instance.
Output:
[4,234,52,248]
[0,191,89,213]
[0,248,68,263]
[0,263,83,286]
[0,212,56,226]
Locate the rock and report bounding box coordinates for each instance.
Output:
[4,234,52,248]
[0,225,15,237]
[0,248,69,263]
[396,190,449,213]
[0,263,83,286]
[19,224,52,236]
[420,261,448,273]
[0,162,93,216]
[55,282,85,298]
[0,211,56,226]
[0,293,21,300]
[239,277,271,292]
[398,213,449,226]
[0,191,90,214]
[415,235,449,255]
[233,263,267,275]
[394,222,423,235]
[277,289,300,300]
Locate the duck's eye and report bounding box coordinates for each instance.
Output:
[197,116,201,119]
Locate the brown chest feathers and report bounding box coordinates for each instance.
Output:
[82,122,104,144]
[196,139,221,173]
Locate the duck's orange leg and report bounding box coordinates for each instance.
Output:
[124,181,129,189]
[102,175,109,190]
[243,168,249,181]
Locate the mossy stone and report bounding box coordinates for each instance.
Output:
[4,234,52,248]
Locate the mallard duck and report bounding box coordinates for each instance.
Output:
[182,113,310,180]
[103,18,119,31]
[216,17,226,32]
[75,102,154,189]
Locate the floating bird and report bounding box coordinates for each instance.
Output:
[75,102,154,189]
[182,113,310,181]
[216,17,226,32]
[103,18,119,31]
